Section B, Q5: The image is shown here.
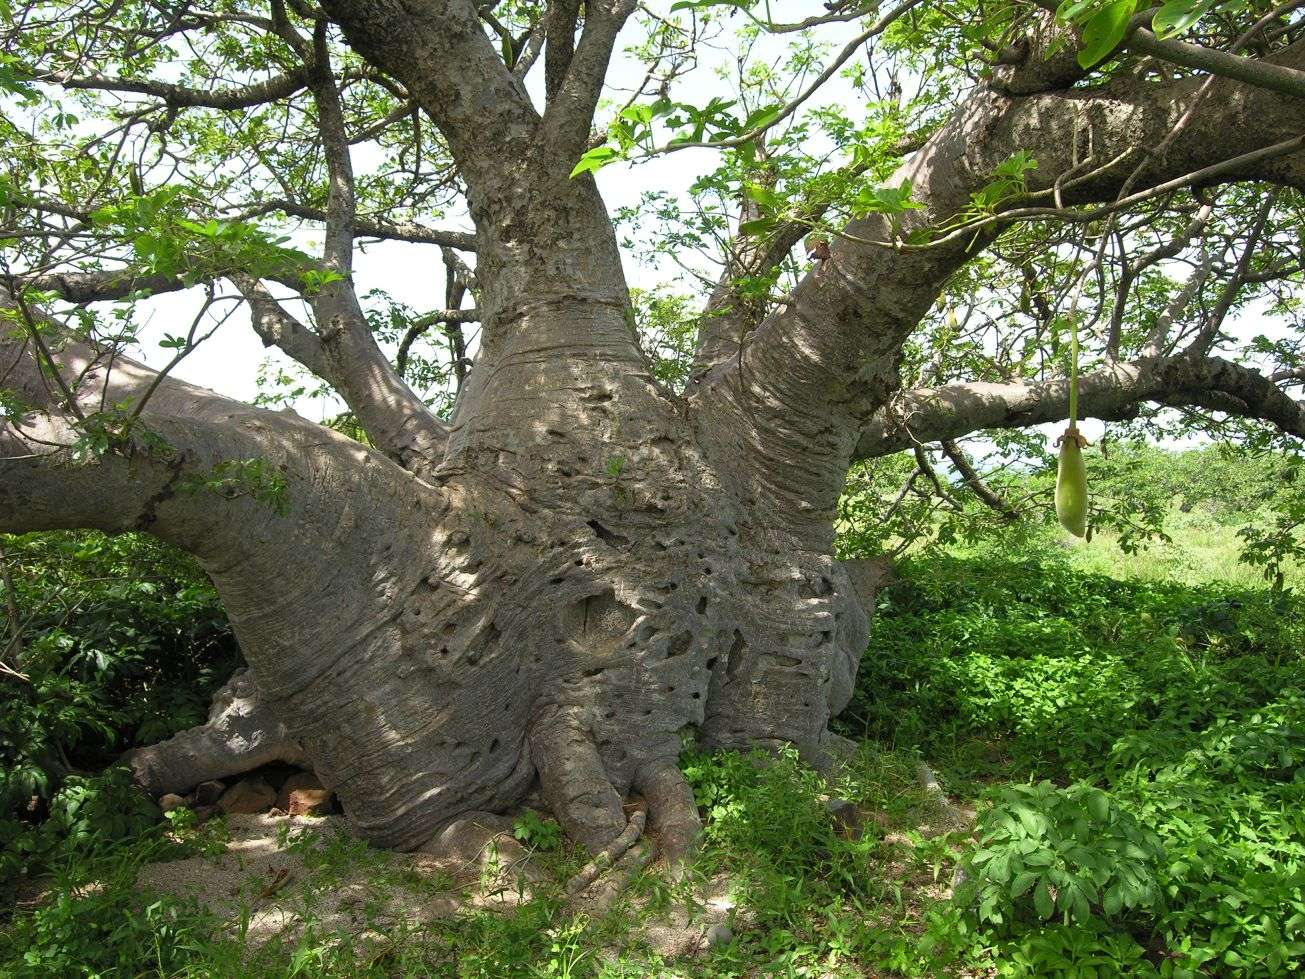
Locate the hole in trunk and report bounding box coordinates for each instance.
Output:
[725,631,746,679]
[666,631,693,658]
[587,520,630,547]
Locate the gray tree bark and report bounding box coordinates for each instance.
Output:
[9,2,1305,861]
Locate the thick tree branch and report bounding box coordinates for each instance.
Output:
[854,355,1305,458]
[37,68,310,110]
[691,130,931,375]
[291,28,451,475]
[0,296,453,850]
[321,0,540,194]
[1125,27,1305,102]
[544,0,582,101]
[540,0,637,155]
[695,34,1305,541]
[21,269,191,303]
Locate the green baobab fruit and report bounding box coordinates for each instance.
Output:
[1055,426,1088,537]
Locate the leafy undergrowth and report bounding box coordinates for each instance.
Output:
[0,745,947,978]
[843,536,1305,977]
[0,532,238,837]
[3,524,1304,976]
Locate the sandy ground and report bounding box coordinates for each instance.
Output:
[137,811,542,946]
[135,810,749,963]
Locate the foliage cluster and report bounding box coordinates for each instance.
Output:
[847,536,1305,976]
[0,531,238,902]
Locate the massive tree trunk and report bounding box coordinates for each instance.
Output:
[10,0,1305,861]
[1,287,868,856]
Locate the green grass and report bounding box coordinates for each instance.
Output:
[1061,509,1297,590]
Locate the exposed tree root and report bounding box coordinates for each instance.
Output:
[531,706,628,854]
[575,841,655,914]
[123,670,303,795]
[564,808,646,899]
[636,763,701,876]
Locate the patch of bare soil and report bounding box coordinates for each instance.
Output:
[137,810,542,947]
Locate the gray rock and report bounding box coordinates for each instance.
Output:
[704,923,733,948]
[218,775,277,814]
[194,780,226,806]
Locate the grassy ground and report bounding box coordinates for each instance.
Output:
[3,509,1304,977]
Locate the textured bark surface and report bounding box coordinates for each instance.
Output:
[12,1,1305,862]
[107,361,872,852]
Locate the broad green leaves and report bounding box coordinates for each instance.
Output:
[88,188,335,290]
[570,146,621,178]
[851,179,925,218]
[1152,0,1225,37]
[957,779,1164,928]
[1057,0,1251,67]
[1068,0,1140,68]
[571,96,784,177]
[0,53,34,100]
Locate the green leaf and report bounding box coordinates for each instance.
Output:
[570,146,620,178]
[1152,0,1216,38]
[1085,788,1110,822]
[1034,878,1055,919]
[1011,870,1039,898]
[1077,1,1140,68]
[743,103,785,132]
[1103,882,1124,916]
[739,217,780,238]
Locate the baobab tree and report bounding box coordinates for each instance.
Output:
[4,0,1305,867]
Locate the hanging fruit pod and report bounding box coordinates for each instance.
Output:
[1055,426,1089,537]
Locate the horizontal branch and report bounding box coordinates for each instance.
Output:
[1125,28,1305,102]
[20,269,191,303]
[854,355,1305,458]
[38,68,310,110]
[244,200,476,250]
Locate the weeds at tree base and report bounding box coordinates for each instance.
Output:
[3,517,1304,976]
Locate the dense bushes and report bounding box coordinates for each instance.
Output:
[0,531,238,902]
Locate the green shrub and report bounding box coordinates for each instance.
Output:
[2,863,215,978]
[996,919,1158,978]
[958,781,1163,930]
[857,548,1305,976]
[0,531,238,819]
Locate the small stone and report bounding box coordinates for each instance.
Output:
[159,793,187,813]
[217,775,277,814]
[704,923,733,948]
[825,797,864,838]
[275,772,334,816]
[193,780,226,806]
